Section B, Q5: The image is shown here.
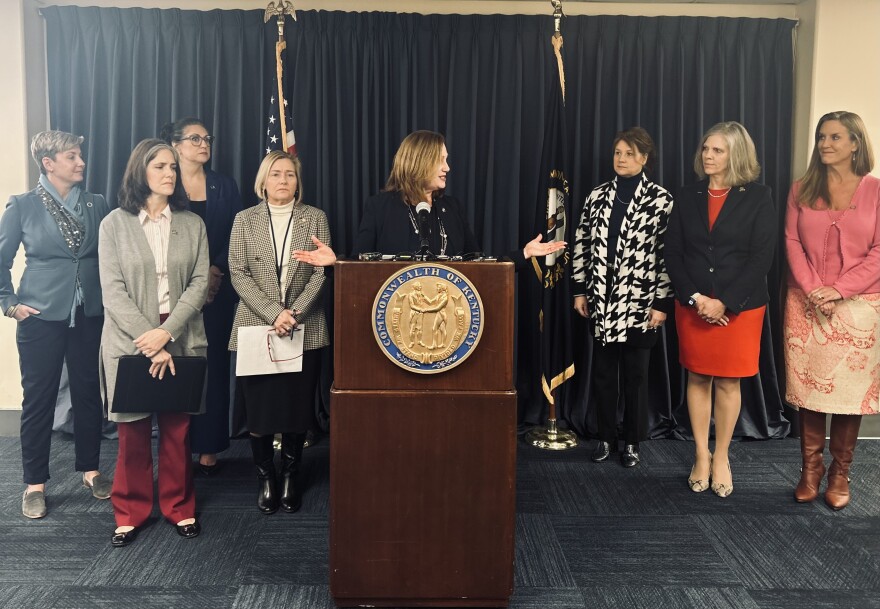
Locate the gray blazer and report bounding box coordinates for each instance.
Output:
[0,187,110,319]
[98,208,209,423]
[228,201,330,352]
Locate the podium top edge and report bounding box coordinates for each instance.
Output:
[335,259,515,267]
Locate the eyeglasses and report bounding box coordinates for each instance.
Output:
[180,134,215,147]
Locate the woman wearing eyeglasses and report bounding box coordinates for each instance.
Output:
[161,119,243,476]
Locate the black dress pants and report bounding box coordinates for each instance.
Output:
[17,308,104,484]
[591,339,651,445]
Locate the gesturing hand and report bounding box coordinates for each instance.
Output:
[523,233,567,260]
[293,236,337,267]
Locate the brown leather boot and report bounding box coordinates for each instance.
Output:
[794,409,826,503]
[825,414,862,510]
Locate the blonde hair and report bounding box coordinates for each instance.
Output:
[384,131,445,206]
[254,150,303,205]
[693,121,761,186]
[30,130,84,175]
[797,111,875,209]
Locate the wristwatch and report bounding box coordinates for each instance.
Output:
[688,292,702,307]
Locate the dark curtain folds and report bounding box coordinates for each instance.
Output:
[42,7,795,440]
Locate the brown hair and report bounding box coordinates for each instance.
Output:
[117,139,189,214]
[384,130,445,206]
[613,127,656,175]
[797,111,875,209]
[253,150,304,205]
[693,121,761,186]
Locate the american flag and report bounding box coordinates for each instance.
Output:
[265,38,297,156]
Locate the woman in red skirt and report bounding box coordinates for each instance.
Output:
[664,122,777,497]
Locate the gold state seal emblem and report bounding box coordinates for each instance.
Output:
[372,264,484,374]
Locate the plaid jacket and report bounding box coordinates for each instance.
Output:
[227,201,330,351]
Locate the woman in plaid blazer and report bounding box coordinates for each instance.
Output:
[228,151,330,515]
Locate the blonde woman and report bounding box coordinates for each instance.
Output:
[229,151,330,514]
[664,122,777,498]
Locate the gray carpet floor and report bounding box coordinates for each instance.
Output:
[0,434,878,609]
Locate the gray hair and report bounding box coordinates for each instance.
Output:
[30,130,84,175]
[693,121,761,186]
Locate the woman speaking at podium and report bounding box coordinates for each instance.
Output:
[348,130,564,262]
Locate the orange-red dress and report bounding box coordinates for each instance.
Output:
[675,190,766,377]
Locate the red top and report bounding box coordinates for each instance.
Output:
[708,189,729,230]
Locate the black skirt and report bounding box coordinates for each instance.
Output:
[237,349,320,435]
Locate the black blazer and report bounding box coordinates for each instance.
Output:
[352,191,480,257]
[663,180,777,314]
[204,169,243,274]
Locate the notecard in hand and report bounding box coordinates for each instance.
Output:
[112,355,207,413]
[236,324,305,376]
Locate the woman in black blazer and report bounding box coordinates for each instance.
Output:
[161,118,243,475]
[664,121,776,498]
[352,130,563,262]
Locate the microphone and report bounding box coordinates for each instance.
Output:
[415,201,431,252]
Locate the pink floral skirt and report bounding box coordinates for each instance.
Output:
[784,287,880,415]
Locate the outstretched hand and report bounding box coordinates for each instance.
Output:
[523,233,567,260]
[293,235,337,267]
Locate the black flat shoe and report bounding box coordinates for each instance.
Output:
[176,520,201,539]
[111,527,139,548]
[198,462,220,476]
[621,444,640,468]
[591,441,614,463]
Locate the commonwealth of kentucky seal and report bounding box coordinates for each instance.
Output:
[372,263,484,374]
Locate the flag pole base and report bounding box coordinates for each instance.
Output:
[525,418,577,450]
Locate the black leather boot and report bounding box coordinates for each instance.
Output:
[280,432,306,513]
[250,435,278,514]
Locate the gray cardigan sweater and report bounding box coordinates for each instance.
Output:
[98,208,209,423]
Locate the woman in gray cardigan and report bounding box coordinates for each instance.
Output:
[99,139,209,547]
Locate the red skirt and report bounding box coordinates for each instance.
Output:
[674,300,765,377]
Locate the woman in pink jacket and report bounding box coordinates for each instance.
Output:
[784,110,879,510]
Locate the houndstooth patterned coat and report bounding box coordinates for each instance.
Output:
[227,201,330,352]
[572,174,674,344]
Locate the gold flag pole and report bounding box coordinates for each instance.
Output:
[526,0,577,451]
[266,1,300,450]
[264,0,297,153]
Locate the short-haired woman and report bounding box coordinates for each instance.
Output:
[572,127,674,468]
[664,122,777,497]
[229,150,330,514]
[785,111,879,510]
[161,118,243,475]
[100,139,209,546]
[0,130,112,518]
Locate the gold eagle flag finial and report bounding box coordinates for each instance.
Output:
[264,0,297,40]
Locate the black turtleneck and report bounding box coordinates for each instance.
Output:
[607,172,642,266]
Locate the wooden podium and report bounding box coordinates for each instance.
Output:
[330,261,517,608]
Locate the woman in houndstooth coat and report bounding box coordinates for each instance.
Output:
[572,127,674,469]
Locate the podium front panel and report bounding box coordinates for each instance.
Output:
[330,389,516,606]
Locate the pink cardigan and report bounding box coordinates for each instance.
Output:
[785,175,880,297]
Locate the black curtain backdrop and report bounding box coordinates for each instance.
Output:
[42,6,795,440]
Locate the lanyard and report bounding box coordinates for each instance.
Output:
[267,201,295,308]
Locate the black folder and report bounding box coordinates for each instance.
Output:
[112,355,207,413]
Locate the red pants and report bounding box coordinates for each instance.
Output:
[112,412,195,527]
